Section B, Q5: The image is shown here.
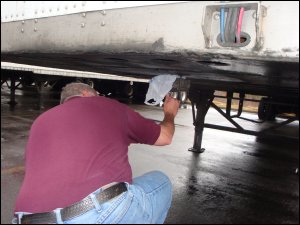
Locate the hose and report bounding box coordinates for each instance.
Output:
[220,7,225,43]
[224,7,239,43]
[224,8,233,43]
[236,7,245,43]
[229,8,239,43]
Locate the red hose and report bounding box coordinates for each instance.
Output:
[236,7,245,43]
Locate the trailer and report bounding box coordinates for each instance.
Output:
[1,1,299,152]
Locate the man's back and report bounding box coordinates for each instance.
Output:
[15,96,160,213]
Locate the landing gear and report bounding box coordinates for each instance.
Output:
[188,90,298,154]
[1,70,21,107]
[188,90,215,153]
[8,75,18,107]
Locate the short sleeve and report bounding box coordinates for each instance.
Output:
[126,106,161,145]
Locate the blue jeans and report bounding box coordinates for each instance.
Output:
[14,171,172,224]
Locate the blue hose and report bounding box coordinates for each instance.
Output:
[220,7,225,43]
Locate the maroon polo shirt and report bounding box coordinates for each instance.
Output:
[15,96,160,213]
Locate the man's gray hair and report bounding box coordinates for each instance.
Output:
[60,82,97,104]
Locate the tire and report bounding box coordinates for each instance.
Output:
[258,97,276,121]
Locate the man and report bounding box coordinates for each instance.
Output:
[14,82,180,224]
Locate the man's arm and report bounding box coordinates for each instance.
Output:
[154,95,180,146]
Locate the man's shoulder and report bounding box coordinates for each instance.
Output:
[89,96,125,107]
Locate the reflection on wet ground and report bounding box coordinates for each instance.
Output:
[1,85,299,224]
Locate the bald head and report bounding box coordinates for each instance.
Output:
[60,82,98,104]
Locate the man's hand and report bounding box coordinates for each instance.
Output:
[154,95,180,146]
[163,94,180,118]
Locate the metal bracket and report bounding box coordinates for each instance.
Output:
[170,78,190,102]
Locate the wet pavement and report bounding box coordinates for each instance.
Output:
[1,85,299,224]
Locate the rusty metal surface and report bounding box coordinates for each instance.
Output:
[2,52,299,98]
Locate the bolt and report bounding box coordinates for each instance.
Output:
[213,13,220,20]
[21,28,24,33]
[81,22,85,28]
[35,19,38,23]
[22,20,25,25]
[82,12,86,17]
[34,27,38,32]
[101,10,106,15]
[101,21,105,26]
[252,12,257,19]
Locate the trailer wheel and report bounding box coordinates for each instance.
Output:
[258,97,276,121]
[20,77,34,87]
